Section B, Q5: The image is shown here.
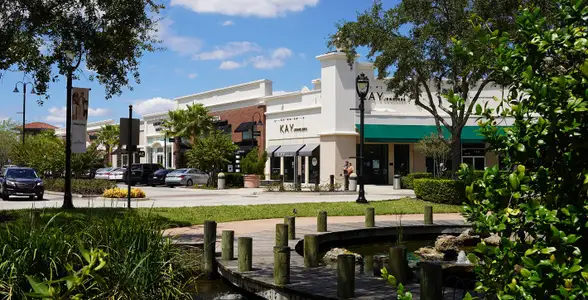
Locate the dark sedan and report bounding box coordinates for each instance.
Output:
[148,169,175,187]
[0,167,44,200]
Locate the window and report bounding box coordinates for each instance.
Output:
[462,143,486,171]
[463,157,485,171]
[242,129,253,140]
[122,155,128,167]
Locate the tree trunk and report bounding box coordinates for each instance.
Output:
[450,133,462,176]
[173,137,182,168]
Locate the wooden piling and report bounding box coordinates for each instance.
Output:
[238,237,253,272]
[276,223,289,247]
[303,234,319,267]
[317,211,327,232]
[420,261,443,300]
[364,254,374,275]
[337,254,355,298]
[284,216,296,240]
[388,246,408,284]
[221,230,234,260]
[424,206,433,225]
[365,207,375,228]
[203,220,217,278]
[273,246,291,285]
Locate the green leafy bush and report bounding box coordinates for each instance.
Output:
[44,179,116,195]
[413,178,465,205]
[241,147,267,176]
[0,212,192,299]
[225,173,244,188]
[401,172,432,189]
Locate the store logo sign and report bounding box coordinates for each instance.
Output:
[367,91,410,103]
[280,124,308,134]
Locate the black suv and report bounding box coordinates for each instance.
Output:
[130,163,163,185]
[0,167,44,200]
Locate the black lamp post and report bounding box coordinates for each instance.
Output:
[252,112,263,143]
[355,73,369,204]
[13,81,37,145]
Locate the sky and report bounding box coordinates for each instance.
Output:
[0,0,399,128]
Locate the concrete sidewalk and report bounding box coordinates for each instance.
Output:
[165,213,465,242]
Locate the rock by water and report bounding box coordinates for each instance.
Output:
[323,248,363,264]
[414,247,444,261]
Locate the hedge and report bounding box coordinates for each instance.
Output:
[413,178,466,205]
[44,178,117,195]
[225,173,244,187]
[401,172,433,189]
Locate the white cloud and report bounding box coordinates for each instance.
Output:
[219,61,245,70]
[170,0,319,18]
[250,47,292,69]
[188,73,198,79]
[222,20,234,26]
[46,106,110,123]
[156,19,203,56]
[134,97,176,116]
[194,42,261,61]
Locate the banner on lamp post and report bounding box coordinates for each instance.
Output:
[71,87,90,153]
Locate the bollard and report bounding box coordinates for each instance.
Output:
[238,237,253,272]
[424,206,433,225]
[217,172,226,190]
[296,175,302,191]
[364,254,374,275]
[344,174,349,191]
[276,223,289,247]
[337,254,356,298]
[365,207,375,228]
[221,230,234,260]
[304,234,319,267]
[273,246,291,285]
[349,173,358,191]
[203,220,217,279]
[317,211,328,232]
[388,246,408,285]
[420,261,443,300]
[329,175,335,191]
[314,174,320,190]
[284,216,296,240]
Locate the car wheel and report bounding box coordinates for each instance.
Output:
[151,184,156,187]
[186,179,193,187]
[36,193,43,200]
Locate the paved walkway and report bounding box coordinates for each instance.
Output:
[168,213,468,300]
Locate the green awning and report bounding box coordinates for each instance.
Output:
[356,124,505,143]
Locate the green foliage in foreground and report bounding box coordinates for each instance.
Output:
[463,0,588,298]
[0,212,193,299]
[44,179,116,195]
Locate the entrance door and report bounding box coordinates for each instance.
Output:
[360,144,389,185]
[394,144,410,176]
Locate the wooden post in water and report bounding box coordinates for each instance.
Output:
[221,230,234,260]
[388,246,408,285]
[420,261,443,300]
[304,234,319,267]
[364,254,374,275]
[424,206,433,225]
[365,207,375,228]
[337,254,355,298]
[273,246,291,285]
[238,237,253,272]
[276,223,289,247]
[317,211,328,232]
[203,220,217,279]
[284,216,296,240]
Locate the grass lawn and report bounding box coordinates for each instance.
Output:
[1,198,461,228]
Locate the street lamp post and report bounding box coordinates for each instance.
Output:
[355,73,370,204]
[13,81,37,145]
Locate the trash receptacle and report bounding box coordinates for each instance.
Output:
[349,173,358,191]
[217,172,226,190]
[393,174,402,190]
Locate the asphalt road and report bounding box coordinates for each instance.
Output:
[0,184,415,210]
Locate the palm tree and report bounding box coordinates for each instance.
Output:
[162,104,213,168]
[95,124,119,166]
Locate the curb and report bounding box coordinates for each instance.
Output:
[259,191,361,196]
[44,191,102,198]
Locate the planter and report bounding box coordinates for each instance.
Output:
[243,174,260,188]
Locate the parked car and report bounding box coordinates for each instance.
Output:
[148,169,175,187]
[165,168,209,187]
[130,163,164,185]
[95,167,114,180]
[0,167,44,200]
[109,168,126,181]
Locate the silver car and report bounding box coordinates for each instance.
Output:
[94,167,114,180]
[165,168,209,187]
[109,168,126,181]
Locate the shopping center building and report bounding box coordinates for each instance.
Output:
[72,50,510,186]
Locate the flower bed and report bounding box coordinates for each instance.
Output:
[103,187,146,198]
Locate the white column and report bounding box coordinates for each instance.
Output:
[280,157,284,175]
[304,156,310,184]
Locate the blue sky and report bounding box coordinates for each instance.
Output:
[0,0,399,128]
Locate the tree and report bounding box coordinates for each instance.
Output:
[0,119,19,168]
[95,124,119,166]
[330,0,554,172]
[162,104,213,168]
[241,147,268,177]
[416,134,450,177]
[72,142,106,178]
[186,130,237,186]
[11,131,65,176]
[462,1,588,297]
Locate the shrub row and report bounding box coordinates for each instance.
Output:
[413,178,466,205]
[225,173,244,187]
[44,178,116,195]
[401,172,433,189]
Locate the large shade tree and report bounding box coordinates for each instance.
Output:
[0,0,164,208]
[330,0,554,172]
